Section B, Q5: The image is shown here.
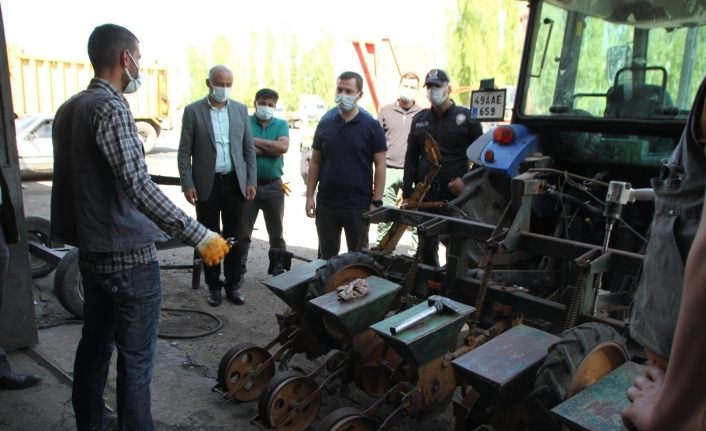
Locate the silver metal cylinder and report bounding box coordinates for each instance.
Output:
[390,302,443,335]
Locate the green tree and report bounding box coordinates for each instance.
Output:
[186,46,207,104]
[184,29,336,115]
[447,0,525,104]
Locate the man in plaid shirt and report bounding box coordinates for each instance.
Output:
[51,24,228,431]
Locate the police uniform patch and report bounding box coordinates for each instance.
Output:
[455,113,466,125]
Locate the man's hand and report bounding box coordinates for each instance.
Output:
[184,188,198,206]
[447,177,465,196]
[281,182,291,197]
[305,196,316,218]
[196,231,231,266]
[246,186,257,201]
[621,365,666,431]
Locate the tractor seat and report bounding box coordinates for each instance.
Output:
[604,83,673,118]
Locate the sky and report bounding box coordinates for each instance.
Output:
[2,0,458,110]
[2,0,455,67]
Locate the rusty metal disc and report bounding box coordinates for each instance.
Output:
[316,407,378,431]
[258,370,321,430]
[217,342,275,402]
[352,331,404,397]
[566,340,628,397]
[324,264,379,293]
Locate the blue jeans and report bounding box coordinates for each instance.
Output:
[73,261,161,431]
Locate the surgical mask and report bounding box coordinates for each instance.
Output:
[335,92,359,112]
[255,105,275,121]
[211,86,231,103]
[427,87,448,107]
[399,87,416,103]
[123,51,142,94]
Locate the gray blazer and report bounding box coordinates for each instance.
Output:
[177,97,257,200]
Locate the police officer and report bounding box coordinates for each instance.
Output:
[402,69,483,266]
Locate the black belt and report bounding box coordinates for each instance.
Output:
[215,171,234,179]
[258,178,280,186]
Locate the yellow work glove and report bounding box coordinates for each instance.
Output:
[196,231,231,266]
[280,181,291,197]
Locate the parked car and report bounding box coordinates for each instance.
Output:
[15,114,54,178]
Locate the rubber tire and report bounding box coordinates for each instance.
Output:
[53,248,84,319]
[308,252,382,298]
[25,216,61,278]
[460,168,510,265]
[136,121,158,154]
[532,323,627,418]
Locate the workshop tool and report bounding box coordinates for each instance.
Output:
[602,181,654,252]
[390,295,465,335]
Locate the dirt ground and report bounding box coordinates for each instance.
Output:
[10,127,452,430]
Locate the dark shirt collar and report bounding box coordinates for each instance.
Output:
[88,78,127,102]
[431,100,457,118]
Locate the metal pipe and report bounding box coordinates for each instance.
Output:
[390,302,442,335]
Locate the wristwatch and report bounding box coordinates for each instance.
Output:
[371,199,383,207]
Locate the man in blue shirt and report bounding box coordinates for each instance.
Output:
[305,71,387,259]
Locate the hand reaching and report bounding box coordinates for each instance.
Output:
[196,230,231,266]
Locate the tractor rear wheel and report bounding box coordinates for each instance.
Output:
[459,168,510,266]
[532,323,628,424]
[308,252,382,297]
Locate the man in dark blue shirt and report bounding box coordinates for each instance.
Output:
[403,69,483,266]
[305,71,387,259]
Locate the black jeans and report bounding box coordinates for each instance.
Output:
[315,202,367,259]
[195,174,245,290]
[419,189,452,267]
[235,179,286,274]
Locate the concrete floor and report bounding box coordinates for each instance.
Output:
[0,127,445,430]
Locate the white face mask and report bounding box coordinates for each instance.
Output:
[335,92,359,112]
[427,86,448,107]
[123,51,142,94]
[211,86,231,103]
[399,87,417,103]
[255,105,275,121]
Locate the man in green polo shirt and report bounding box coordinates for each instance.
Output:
[234,88,290,281]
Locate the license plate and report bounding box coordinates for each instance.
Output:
[470,89,507,121]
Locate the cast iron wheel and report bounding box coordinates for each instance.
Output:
[53,247,84,319]
[258,370,321,430]
[309,252,382,298]
[216,342,275,402]
[353,331,404,397]
[532,323,628,422]
[316,407,378,431]
[460,168,510,266]
[25,216,61,278]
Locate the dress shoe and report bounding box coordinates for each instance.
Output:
[225,289,245,305]
[207,287,222,306]
[0,372,41,390]
[87,415,118,431]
